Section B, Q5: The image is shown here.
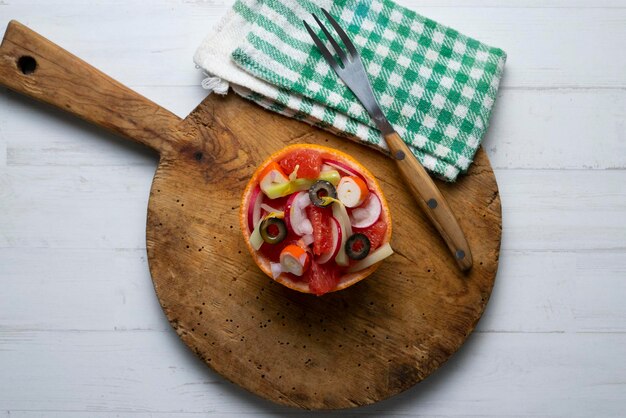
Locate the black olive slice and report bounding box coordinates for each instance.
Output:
[345,233,371,260]
[308,180,337,208]
[260,217,287,244]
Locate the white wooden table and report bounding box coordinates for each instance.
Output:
[1,1,625,416]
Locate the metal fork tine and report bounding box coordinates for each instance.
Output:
[303,19,341,72]
[311,13,347,65]
[321,8,358,60]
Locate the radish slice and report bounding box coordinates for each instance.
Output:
[350,193,382,228]
[285,192,313,236]
[332,200,353,266]
[346,242,394,273]
[316,217,341,264]
[337,176,370,208]
[284,192,298,232]
[270,262,283,279]
[248,186,262,231]
[324,159,367,184]
[324,159,360,178]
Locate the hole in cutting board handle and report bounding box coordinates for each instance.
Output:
[17,56,37,75]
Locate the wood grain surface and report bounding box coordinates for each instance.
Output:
[0,20,500,409]
[147,95,500,409]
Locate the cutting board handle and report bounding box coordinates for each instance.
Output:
[0,20,182,155]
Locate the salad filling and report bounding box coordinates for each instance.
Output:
[242,145,393,296]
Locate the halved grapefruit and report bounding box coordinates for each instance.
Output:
[240,144,393,296]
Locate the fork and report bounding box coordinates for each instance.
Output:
[304,9,472,271]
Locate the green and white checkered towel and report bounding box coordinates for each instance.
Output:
[194,0,506,181]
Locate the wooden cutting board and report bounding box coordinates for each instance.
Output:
[0,21,502,410]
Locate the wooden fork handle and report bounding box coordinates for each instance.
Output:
[384,131,473,271]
